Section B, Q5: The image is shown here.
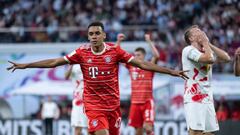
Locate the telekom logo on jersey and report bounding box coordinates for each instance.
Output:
[88,67,111,78]
[89,67,99,78]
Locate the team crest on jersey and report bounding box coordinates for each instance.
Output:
[91,119,98,127]
[104,56,111,63]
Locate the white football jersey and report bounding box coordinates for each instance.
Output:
[182,46,215,104]
[70,65,84,105]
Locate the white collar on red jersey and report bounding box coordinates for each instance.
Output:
[91,42,106,55]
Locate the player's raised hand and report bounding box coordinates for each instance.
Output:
[115,33,126,47]
[144,34,151,42]
[235,47,240,55]
[7,61,27,72]
[171,70,189,80]
[117,33,125,42]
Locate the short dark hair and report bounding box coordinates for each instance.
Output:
[135,47,146,55]
[88,21,104,31]
[184,25,199,45]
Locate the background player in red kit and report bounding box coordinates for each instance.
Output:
[116,33,159,135]
[7,21,188,135]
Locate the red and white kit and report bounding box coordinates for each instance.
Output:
[127,65,155,128]
[64,43,133,134]
[70,64,88,127]
[182,46,219,132]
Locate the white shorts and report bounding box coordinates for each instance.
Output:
[71,103,88,127]
[184,102,219,133]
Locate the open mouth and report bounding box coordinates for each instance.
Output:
[92,41,97,44]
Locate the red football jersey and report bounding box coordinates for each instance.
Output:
[64,43,133,111]
[127,64,154,104]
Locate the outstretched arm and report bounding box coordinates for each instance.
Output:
[129,58,188,80]
[145,34,160,64]
[7,57,68,72]
[234,48,240,76]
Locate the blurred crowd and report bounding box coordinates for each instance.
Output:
[216,100,240,122]
[1,0,240,72]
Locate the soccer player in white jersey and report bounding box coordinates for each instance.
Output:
[182,25,231,135]
[65,65,88,135]
[234,47,240,76]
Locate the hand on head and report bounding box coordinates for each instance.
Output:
[197,31,209,45]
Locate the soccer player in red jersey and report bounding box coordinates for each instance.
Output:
[116,33,159,135]
[234,47,240,76]
[7,22,188,135]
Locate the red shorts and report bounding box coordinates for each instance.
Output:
[86,108,121,135]
[128,99,155,128]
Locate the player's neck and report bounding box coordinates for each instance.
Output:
[91,43,106,55]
